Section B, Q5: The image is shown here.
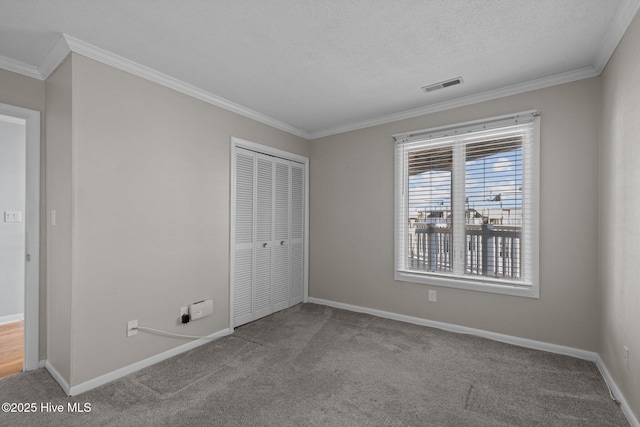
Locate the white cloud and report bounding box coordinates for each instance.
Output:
[492,157,514,173]
[408,170,452,213]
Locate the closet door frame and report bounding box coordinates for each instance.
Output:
[229,137,309,332]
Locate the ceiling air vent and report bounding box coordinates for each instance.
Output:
[422,77,464,93]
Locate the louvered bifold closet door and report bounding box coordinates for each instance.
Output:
[233,148,255,327]
[254,153,274,320]
[233,146,306,328]
[272,158,290,312]
[289,162,304,305]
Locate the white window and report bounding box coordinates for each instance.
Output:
[394,111,540,298]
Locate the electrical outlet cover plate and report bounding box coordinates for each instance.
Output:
[127,320,138,337]
[428,290,437,302]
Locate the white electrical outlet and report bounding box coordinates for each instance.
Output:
[179,306,189,324]
[127,320,138,337]
[428,290,437,302]
[624,346,629,370]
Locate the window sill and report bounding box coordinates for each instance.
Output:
[395,270,539,299]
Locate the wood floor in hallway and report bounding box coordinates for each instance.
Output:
[0,321,23,379]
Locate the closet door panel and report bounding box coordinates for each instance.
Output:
[233,249,254,326]
[272,159,290,312]
[233,145,306,328]
[233,149,255,327]
[235,150,255,245]
[254,154,274,319]
[254,247,272,319]
[272,244,289,311]
[290,163,304,241]
[289,242,303,305]
[274,160,290,242]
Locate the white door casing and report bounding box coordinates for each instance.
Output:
[289,162,304,306]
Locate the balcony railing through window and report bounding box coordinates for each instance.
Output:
[409,223,521,279]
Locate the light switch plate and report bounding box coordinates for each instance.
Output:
[4,211,22,222]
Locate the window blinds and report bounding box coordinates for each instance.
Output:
[394,111,539,296]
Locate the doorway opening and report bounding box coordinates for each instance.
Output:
[0,103,40,378]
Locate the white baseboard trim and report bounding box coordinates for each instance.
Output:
[595,355,640,427]
[68,328,231,396]
[0,313,24,325]
[309,297,597,360]
[45,361,70,396]
[44,328,231,396]
[38,360,46,369]
[308,297,638,427]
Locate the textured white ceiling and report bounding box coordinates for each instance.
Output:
[0,0,638,138]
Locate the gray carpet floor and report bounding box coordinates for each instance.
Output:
[0,303,629,426]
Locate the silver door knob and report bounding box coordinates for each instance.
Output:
[263,243,268,248]
[280,241,285,245]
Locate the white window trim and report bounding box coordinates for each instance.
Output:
[393,111,540,299]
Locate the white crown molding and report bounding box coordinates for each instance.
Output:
[38,34,72,79]
[44,34,600,142]
[0,55,41,80]
[0,33,311,139]
[308,66,599,139]
[62,35,311,140]
[0,33,71,81]
[1,0,637,141]
[0,44,602,143]
[594,0,640,74]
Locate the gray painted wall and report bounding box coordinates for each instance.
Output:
[46,53,310,387]
[45,55,74,382]
[309,77,601,352]
[600,10,640,421]
[0,118,25,319]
